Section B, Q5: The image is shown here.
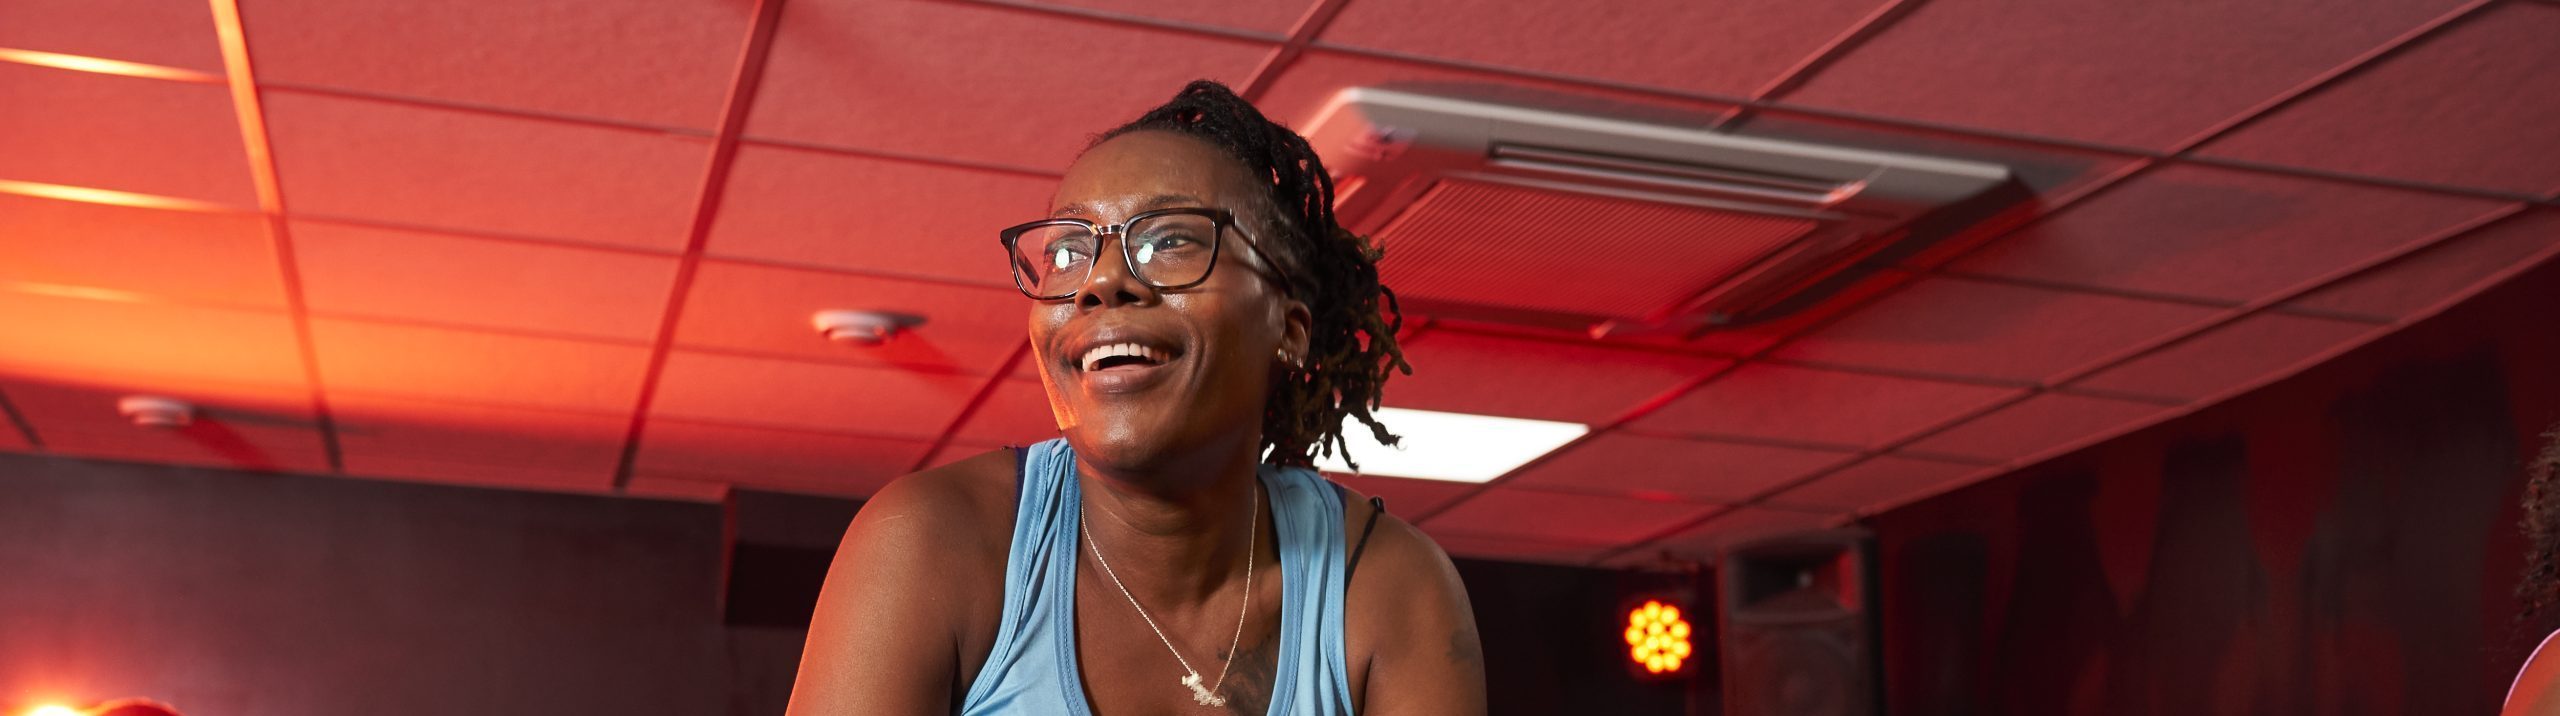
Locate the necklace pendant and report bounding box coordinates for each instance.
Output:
[1181,672,1225,707]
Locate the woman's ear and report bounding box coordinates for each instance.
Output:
[1276,296,1312,369]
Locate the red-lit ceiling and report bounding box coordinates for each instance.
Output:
[3,0,2556,568]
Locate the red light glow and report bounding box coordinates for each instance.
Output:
[1624,599,1694,674]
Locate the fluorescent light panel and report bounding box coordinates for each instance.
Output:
[1312,407,1588,483]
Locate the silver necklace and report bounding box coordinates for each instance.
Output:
[1079,482,1257,708]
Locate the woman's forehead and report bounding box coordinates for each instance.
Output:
[1050,132,1251,217]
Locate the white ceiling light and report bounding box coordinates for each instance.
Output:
[1311,407,1588,483]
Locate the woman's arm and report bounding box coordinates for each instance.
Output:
[1352,515,1490,715]
[785,472,983,715]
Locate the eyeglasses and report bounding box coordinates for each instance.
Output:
[998,207,1295,301]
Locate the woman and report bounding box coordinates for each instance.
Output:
[2507,424,2560,714]
[786,81,1486,715]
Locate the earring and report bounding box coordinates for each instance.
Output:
[1276,348,1298,368]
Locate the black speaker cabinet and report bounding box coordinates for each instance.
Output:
[1717,528,1876,716]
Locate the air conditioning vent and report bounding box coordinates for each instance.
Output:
[1302,88,2019,334]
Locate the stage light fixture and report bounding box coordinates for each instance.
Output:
[1625,599,1694,675]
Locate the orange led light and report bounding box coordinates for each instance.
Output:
[0,179,244,213]
[26,705,83,716]
[0,48,223,83]
[1624,599,1694,675]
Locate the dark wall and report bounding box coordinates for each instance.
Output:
[0,454,732,715]
[1866,258,2560,715]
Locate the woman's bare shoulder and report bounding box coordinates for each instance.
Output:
[857,447,1022,561]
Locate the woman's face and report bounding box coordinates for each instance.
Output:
[1028,131,1309,473]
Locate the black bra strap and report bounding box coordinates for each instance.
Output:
[1345,495,1387,584]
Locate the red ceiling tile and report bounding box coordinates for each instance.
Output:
[648,350,983,439]
[2199,3,2560,195]
[0,63,252,204]
[1903,392,2173,462]
[623,474,732,503]
[1252,49,1730,134]
[1629,362,2019,449]
[634,418,934,497]
[709,143,1054,286]
[2074,313,2377,403]
[0,420,26,452]
[1949,164,2509,303]
[1422,531,1619,566]
[1317,0,1882,98]
[1772,277,2222,383]
[1424,487,1722,546]
[952,379,1062,446]
[263,92,710,250]
[1507,432,1852,503]
[310,318,649,413]
[747,0,1272,170]
[1387,331,1726,424]
[1782,0,2469,149]
[675,260,1026,373]
[330,392,627,493]
[1642,505,1844,561]
[0,290,306,388]
[0,195,282,309]
[2,377,330,475]
[242,0,751,130]
[1766,455,1988,512]
[1326,473,1479,516]
[1019,0,1311,34]
[294,221,679,342]
[0,0,224,72]
[2289,209,2560,320]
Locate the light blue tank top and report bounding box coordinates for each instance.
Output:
[959,438,1355,715]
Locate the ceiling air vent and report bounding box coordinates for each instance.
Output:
[1302,87,2019,335]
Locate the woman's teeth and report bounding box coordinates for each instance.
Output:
[1081,342,1168,371]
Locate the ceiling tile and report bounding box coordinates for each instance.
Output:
[310,318,649,413]
[1326,473,1478,516]
[0,418,27,452]
[330,392,626,493]
[1253,49,1730,135]
[0,0,224,72]
[1422,531,1619,566]
[1387,331,1726,424]
[1016,0,1311,34]
[0,62,252,204]
[648,351,983,439]
[1317,0,1881,98]
[0,290,306,388]
[2073,314,2377,403]
[1773,277,2222,383]
[1949,164,2509,303]
[747,0,1272,170]
[294,221,679,342]
[675,260,1025,372]
[2,376,330,475]
[2198,3,2560,195]
[1507,432,1852,503]
[634,419,933,497]
[1782,0,2469,149]
[1765,455,1988,512]
[243,0,750,129]
[709,144,1054,285]
[263,91,709,250]
[2288,209,2560,320]
[1643,505,1844,561]
[0,194,282,309]
[1629,362,2019,449]
[1424,487,1722,546]
[1903,392,2173,462]
[952,379,1061,446]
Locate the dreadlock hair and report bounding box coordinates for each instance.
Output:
[2518,423,2560,627]
[1094,79,1409,469]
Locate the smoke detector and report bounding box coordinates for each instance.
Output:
[117,396,195,428]
[811,310,926,345]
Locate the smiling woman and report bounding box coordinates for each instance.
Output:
[784,81,1487,715]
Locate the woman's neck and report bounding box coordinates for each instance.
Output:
[1075,435,1270,604]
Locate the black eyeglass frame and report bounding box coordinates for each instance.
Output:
[997,207,1296,301]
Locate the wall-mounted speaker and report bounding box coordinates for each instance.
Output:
[1718,528,1876,716]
